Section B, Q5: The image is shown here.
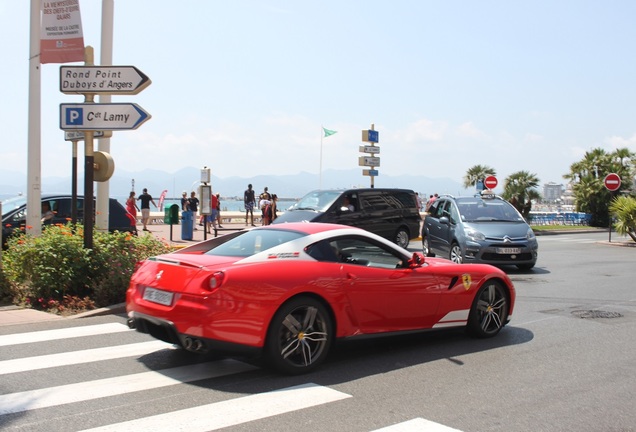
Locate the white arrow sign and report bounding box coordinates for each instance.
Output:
[60,103,151,131]
[60,66,151,95]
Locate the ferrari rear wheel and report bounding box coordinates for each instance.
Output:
[467,280,509,338]
[449,243,463,264]
[266,297,333,374]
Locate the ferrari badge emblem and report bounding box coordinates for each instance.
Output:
[462,274,471,290]
[156,270,163,281]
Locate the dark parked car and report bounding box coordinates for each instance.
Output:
[272,188,421,248]
[2,194,135,246]
[422,191,538,269]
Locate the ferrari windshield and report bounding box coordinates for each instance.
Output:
[204,228,306,257]
[288,190,342,212]
[456,198,524,223]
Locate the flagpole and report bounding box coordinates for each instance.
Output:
[319,126,323,189]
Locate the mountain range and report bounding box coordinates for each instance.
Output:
[0,167,472,200]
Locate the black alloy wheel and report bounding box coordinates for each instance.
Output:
[467,280,509,338]
[266,296,333,374]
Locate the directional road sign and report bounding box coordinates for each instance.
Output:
[604,173,621,191]
[484,175,498,189]
[60,65,151,95]
[363,169,379,176]
[359,145,380,154]
[358,156,380,167]
[60,103,151,131]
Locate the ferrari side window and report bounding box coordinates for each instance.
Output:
[330,237,405,269]
[305,241,340,262]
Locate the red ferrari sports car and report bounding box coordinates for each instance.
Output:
[127,222,515,374]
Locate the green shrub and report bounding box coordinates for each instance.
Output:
[1,223,171,313]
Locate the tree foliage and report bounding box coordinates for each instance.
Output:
[463,165,496,189]
[563,147,636,227]
[501,171,541,218]
[609,195,636,242]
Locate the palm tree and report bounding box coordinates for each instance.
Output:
[502,171,540,218]
[609,195,636,242]
[564,147,636,226]
[463,165,496,189]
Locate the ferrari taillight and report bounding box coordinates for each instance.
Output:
[206,271,225,291]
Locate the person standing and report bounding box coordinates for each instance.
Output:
[137,188,157,231]
[188,191,200,231]
[244,184,256,226]
[207,192,219,234]
[215,193,223,228]
[180,191,189,211]
[126,191,140,230]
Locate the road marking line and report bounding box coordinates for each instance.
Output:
[0,340,173,375]
[0,359,257,415]
[78,383,352,432]
[372,417,464,431]
[0,322,130,347]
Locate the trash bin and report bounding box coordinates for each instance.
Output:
[181,210,194,240]
[164,204,180,225]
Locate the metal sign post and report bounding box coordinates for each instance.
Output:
[360,124,380,188]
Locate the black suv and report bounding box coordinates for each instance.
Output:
[422,191,538,269]
[272,188,421,248]
[2,194,135,247]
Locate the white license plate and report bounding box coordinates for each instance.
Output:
[143,287,174,306]
[496,247,521,254]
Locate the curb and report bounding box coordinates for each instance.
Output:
[68,302,127,319]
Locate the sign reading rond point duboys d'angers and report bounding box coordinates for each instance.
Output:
[40,0,85,64]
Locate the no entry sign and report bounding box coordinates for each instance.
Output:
[484,175,498,189]
[604,173,621,191]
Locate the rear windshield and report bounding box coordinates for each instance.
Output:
[204,228,306,257]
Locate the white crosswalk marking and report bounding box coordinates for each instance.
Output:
[0,320,463,432]
[0,340,173,375]
[0,359,257,415]
[0,322,129,346]
[78,383,352,432]
[372,417,464,431]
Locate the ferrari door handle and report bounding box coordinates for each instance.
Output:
[346,273,358,280]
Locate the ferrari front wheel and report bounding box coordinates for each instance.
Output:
[266,296,333,374]
[467,280,509,338]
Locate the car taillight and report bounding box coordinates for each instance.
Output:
[206,271,225,291]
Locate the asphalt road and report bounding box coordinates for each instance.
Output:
[0,231,634,431]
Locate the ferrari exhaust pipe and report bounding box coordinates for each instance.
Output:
[193,339,204,351]
[183,337,193,350]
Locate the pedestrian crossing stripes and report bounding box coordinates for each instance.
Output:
[78,383,352,432]
[0,319,465,432]
[0,340,172,375]
[0,322,129,346]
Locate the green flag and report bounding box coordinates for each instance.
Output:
[323,127,337,137]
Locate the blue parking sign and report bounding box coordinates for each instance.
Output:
[65,107,84,126]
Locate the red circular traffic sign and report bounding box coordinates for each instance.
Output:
[484,175,498,189]
[604,173,621,191]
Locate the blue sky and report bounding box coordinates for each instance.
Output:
[2,1,636,189]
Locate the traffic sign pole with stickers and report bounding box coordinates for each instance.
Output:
[59,47,152,248]
[360,124,380,188]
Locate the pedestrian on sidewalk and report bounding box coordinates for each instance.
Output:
[188,191,200,230]
[137,188,157,231]
[244,184,256,226]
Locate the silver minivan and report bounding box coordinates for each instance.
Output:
[422,191,538,269]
